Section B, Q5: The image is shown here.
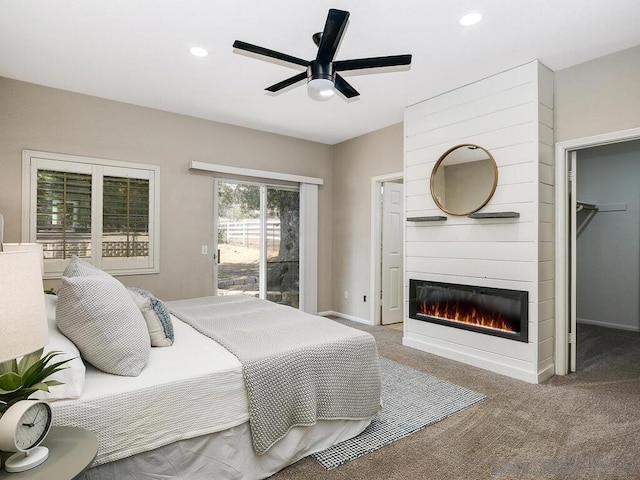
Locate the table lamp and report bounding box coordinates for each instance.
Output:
[0,217,50,472]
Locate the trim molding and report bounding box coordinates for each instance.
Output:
[323,310,373,325]
[577,317,640,332]
[370,171,404,326]
[554,126,640,375]
[190,161,324,185]
[402,336,543,384]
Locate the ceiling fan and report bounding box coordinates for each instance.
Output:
[233,8,412,101]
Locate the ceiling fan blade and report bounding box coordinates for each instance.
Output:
[265,72,308,92]
[316,9,349,64]
[334,74,359,98]
[233,40,309,67]
[334,54,412,72]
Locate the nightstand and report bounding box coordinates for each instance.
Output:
[0,427,97,480]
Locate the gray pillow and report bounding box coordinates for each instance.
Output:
[56,275,150,376]
[63,255,111,278]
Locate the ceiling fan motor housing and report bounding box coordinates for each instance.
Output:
[308,60,335,82]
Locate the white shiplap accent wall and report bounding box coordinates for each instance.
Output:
[403,61,554,384]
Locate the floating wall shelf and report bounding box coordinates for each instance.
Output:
[467,212,520,219]
[407,216,448,222]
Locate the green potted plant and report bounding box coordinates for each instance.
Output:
[0,349,72,415]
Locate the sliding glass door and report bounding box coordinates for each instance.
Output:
[214,180,299,308]
[266,188,300,308]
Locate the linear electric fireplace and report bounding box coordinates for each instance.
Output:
[409,280,528,343]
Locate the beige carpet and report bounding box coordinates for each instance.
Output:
[271,321,640,480]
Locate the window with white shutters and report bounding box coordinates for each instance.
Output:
[22,150,160,277]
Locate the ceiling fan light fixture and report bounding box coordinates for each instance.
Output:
[307,77,335,101]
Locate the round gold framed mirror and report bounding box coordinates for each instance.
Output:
[430,144,498,216]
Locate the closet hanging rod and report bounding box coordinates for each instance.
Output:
[576,201,598,212]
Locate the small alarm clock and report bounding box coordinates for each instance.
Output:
[0,400,52,473]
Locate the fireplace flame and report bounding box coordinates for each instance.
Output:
[418,300,515,333]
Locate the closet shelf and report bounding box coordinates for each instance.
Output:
[407,216,447,222]
[576,201,598,212]
[467,211,520,219]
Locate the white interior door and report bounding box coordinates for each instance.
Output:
[569,151,578,372]
[381,181,404,325]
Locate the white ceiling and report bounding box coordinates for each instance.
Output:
[1,1,639,145]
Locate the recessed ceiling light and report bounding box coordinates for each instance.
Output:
[460,12,482,26]
[189,46,209,57]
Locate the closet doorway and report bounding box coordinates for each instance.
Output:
[556,128,640,374]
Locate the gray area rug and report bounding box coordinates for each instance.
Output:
[312,356,486,470]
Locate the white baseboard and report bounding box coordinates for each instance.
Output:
[402,336,541,384]
[577,317,640,332]
[322,311,373,325]
[537,363,556,383]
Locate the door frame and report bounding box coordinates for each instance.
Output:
[370,171,404,326]
[554,126,640,375]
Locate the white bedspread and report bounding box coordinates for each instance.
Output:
[51,316,250,465]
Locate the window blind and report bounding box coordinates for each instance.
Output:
[102,176,150,259]
[36,170,92,260]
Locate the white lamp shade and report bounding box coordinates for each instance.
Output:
[2,243,45,275]
[0,249,48,364]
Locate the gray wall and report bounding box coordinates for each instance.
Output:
[576,140,640,331]
[0,78,334,308]
[331,123,404,320]
[555,44,640,142]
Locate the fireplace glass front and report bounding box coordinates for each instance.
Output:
[409,279,528,343]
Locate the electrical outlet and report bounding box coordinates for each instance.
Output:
[344,291,349,300]
[201,245,208,255]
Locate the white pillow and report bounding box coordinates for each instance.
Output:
[31,307,86,401]
[44,293,58,321]
[56,275,150,376]
[128,289,173,347]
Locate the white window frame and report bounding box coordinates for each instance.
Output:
[22,150,160,278]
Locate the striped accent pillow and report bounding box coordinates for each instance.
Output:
[128,287,174,347]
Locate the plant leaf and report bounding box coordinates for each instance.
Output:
[43,380,64,387]
[20,353,70,387]
[0,372,23,393]
[0,351,73,400]
[17,348,44,376]
[26,383,50,392]
[26,359,72,386]
[0,359,18,375]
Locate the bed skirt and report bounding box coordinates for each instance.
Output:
[79,418,371,480]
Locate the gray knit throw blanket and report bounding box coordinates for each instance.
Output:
[167,295,382,455]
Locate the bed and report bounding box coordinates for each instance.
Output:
[40,258,381,480]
